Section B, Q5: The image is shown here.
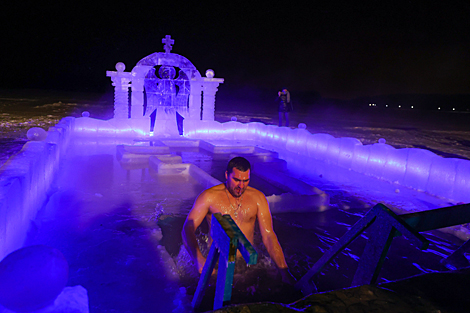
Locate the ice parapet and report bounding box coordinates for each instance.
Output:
[427,157,460,197]
[364,143,396,178]
[2,114,470,268]
[306,133,335,161]
[182,120,470,203]
[26,127,48,141]
[403,148,436,192]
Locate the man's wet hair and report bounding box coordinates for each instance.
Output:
[226,157,251,174]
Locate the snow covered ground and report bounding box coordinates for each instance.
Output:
[0,90,114,167]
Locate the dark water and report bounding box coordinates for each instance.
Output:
[21,138,465,312]
[167,149,465,310]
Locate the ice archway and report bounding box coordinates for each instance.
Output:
[107,35,224,135]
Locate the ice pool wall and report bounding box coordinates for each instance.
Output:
[0,117,75,258]
[1,115,469,260]
[183,120,470,203]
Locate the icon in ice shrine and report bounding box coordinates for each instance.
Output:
[107,35,224,135]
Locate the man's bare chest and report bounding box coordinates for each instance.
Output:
[209,198,257,220]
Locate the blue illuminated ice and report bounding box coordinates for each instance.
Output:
[1,35,468,261]
[0,245,73,312]
[26,127,48,141]
[1,34,470,311]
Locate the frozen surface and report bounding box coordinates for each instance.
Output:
[2,91,470,311]
[26,139,201,312]
[21,135,466,311]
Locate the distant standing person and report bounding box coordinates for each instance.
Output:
[276,89,292,127]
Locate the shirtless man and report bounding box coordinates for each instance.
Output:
[181,156,296,284]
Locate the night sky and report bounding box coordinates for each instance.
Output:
[1,1,470,101]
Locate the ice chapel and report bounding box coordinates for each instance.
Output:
[106,35,224,135]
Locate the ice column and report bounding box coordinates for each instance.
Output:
[201,69,224,121]
[130,65,153,118]
[189,81,203,120]
[106,62,132,119]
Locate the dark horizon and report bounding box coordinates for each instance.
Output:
[1,2,470,101]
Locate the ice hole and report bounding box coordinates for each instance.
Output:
[11,135,465,311]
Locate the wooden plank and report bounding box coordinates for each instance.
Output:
[400,203,470,232]
[192,213,258,310]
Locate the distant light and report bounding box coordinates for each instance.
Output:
[385,105,388,107]
[298,123,307,129]
[411,106,414,109]
[453,108,456,111]
[398,105,401,108]
[438,107,441,110]
[82,111,90,117]
[369,103,371,106]
[231,116,237,121]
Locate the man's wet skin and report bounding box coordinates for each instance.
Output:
[182,157,297,284]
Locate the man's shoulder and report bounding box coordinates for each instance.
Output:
[193,185,226,209]
[200,184,226,198]
[245,186,266,199]
[208,183,226,192]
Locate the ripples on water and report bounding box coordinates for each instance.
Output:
[158,206,465,308]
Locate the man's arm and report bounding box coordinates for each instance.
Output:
[256,192,296,284]
[181,190,211,273]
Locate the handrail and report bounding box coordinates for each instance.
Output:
[296,203,470,295]
[191,213,258,310]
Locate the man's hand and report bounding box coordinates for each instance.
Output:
[279,268,297,285]
[196,255,206,274]
[196,255,217,275]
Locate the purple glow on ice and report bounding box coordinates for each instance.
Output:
[1,35,470,311]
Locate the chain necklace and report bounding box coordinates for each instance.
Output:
[225,185,243,218]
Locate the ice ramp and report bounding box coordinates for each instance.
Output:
[149,156,220,190]
[116,143,171,166]
[198,140,279,157]
[252,162,330,213]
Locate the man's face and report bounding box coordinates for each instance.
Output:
[225,168,250,198]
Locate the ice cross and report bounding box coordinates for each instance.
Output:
[162,35,174,54]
